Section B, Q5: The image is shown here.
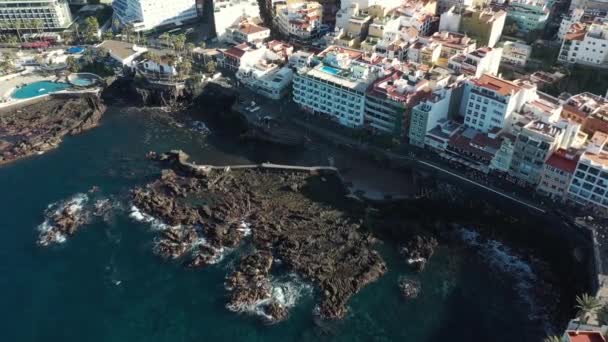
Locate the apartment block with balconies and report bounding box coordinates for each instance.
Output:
[0,0,73,31]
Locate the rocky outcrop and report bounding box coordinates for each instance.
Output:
[398,278,421,299]
[135,86,186,107]
[0,94,106,165]
[131,150,386,321]
[401,235,438,272]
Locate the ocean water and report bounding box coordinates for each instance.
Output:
[0,107,550,341]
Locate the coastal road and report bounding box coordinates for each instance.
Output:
[230,82,548,214]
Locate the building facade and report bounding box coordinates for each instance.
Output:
[568,132,608,209]
[506,0,550,33]
[292,46,380,128]
[501,41,532,67]
[558,21,608,66]
[461,74,536,133]
[510,120,565,185]
[0,0,73,31]
[537,148,579,201]
[113,0,197,31]
[409,85,460,147]
[364,69,430,136]
[447,47,502,78]
[275,2,323,40]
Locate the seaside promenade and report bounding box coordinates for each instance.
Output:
[231,84,547,214]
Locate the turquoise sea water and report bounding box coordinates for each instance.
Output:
[12,81,71,99]
[0,107,550,341]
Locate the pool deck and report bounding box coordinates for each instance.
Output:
[0,70,58,99]
[0,69,103,109]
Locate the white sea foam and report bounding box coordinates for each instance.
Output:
[457,227,553,333]
[36,193,90,246]
[128,205,171,231]
[226,273,312,322]
[191,121,211,135]
[237,221,252,237]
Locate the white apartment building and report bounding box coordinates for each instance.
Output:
[509,120,567,185]
[224,18,270,44]
[113,0,197,31]
[275,2,323,40]
[292,46,381,128]
[460,74,538,133]
[558,8,586,41]
[213,0,260,39]
[238,61,294,100]
[439,6,506,48]
[568,131,608,209]
[409,85,459,147]
[501,41,532,66]
[558,21,608,66]
[448,47,502,78]
[0,0,73,31]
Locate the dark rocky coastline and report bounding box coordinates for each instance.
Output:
[0,94,105,165]
[131,150,386,321]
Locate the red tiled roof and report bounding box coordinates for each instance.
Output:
[567,331,606,342]
[546,149,579,173]
[238,23,268,34]
[473,74,521,96]
[223,46,246,59]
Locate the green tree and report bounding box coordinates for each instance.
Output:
[82,16,100,43]
[102,30,114,41]
[159,32,171,47]
[66,56,79,72]
[172,34,186,54]
[112,18,121,32]
[143,51,161,64]
[205,60,217,74]
[575,293,601,324]
[177,58,192,79]
[13,19,23,42]
[94,46,109,60]
[6,35,19,46]
[186,42,195,57]
[32,19,44,34]
[72,22,80,42]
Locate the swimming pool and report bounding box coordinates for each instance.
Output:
[66,46,85,54]
[12,81,71,99]
[321,65,341,75]
[68,73,101,87]
[70,77,95,87]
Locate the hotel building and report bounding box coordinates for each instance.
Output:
[112,0,197,31]
[292,46,382,128]
[0,0,73,31]
[568,132,608,209]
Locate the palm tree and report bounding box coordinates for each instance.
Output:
[543,336,562,342]
[186,42,195,58]
[159,33,171,48]
[171,34,186,54]
[13,19,23,42]
[178,59,192,79]
[33,19,44,35]
[576,293,601,324]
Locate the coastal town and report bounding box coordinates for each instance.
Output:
[2,0,608,340]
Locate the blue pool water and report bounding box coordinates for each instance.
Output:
[321,65,340,75]
[70,77,95,87]
[66,46,85,54]
[12,81,71,99]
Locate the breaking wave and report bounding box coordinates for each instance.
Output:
[36,193,90,246]
[226,273,312,322]
[457,227,553,334]
[128,205,172,231]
